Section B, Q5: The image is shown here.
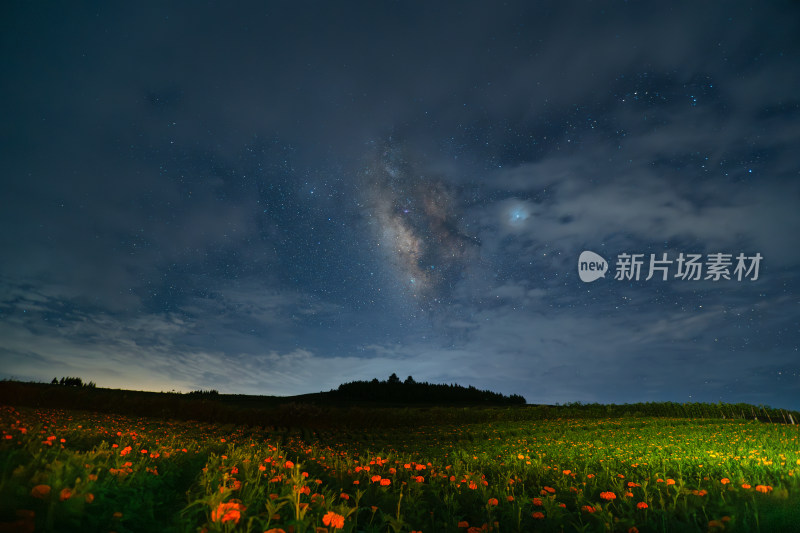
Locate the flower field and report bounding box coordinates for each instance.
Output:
[1,404,798,532]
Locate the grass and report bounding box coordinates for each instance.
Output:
[0,395,798,532]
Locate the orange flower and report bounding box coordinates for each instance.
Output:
[532,497,543,506]
[265,529,287,533]
[581,505,596,513]
[371,475,382,483]
[628,528,639,533]
[211,502,245,524]
[322,511,345,530]
[487,498,498,506]
[720,478,730,485]
[507,495,514,502]
[636,502,648,509]
[59,488,73,501]
[85,493,95,504]
[380,478,391,486]
[30,485,51,499]
[741,483,751,489]
[468,481,477,490]
[755,485,772,493]
[600,491,616,500]
[458,521,470,528]
[531,511,544,519]
[284,461,294,469]
[666,479,675,486]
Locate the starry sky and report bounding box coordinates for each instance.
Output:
[1,2,798,409]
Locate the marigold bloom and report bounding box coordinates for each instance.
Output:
[628,528,639,533]
[720,478,730,485]
[581,505,596,513]
[211,502,245,524]
[666,479,675,486]
[371,475,382,483]
[600,491,616,500]
[468,481,477,490]
[755,485,772,493]
[531,511,544,519]
[85,493,94,503]
[532,497,543,506]
[30,485,51,499]
[284,461,294,469]
[507,495,514,502]
[265,529,286,533]
[380,478,391,486]
[741,483,751,489]
[322,511,345,529]
[487,498,498,506]
[636,502,648,509]
[59,488,73,501]
[457,521,469,528]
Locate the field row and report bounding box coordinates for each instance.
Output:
[0,405,798,532]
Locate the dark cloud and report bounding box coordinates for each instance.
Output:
[1,1,798,407]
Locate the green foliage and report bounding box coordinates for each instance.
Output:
[0,403,798,532]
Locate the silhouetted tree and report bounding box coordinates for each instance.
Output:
[334,376,526,405]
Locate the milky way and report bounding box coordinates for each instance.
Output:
[361,141,480,309]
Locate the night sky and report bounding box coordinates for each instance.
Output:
[2,2,798,409]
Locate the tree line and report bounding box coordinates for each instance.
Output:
[50,376,96,388]
[332,373,527,405]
